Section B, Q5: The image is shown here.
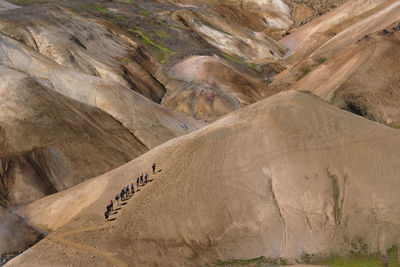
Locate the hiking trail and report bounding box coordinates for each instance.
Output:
[46,169,159,267]
[48,224,127,267]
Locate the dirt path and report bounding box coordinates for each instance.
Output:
[48,224,128,267]
[46,172,158,267]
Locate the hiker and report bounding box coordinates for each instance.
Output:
[145,172,148,183]
[115,194,120,206]
[152,163,156,174]
[106,204,111,212]
[104,211,109,220]
[120,190,124,201]
[131,183,135,194]
[382,254,389,267]
[140,173,143,184]
[136,177,139,187]
[109,200,113,211]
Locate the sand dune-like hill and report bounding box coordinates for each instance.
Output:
[7,91,400,266]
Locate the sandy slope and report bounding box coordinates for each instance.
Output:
[281,0,392,62]
[0,206,42,258]
[7,91,400,266]
[0,5,165,103]
[0,0,18,11]
[163,55,268,121]
[0,21,203,149]
[290,22,400,127]
[264,0,400,127]
[0,65,147,256]
[0,66,148,205]
[0,6,205,257]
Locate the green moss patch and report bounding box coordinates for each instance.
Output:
[87,5,109,14]
[138,9,151,16]
[153,29,170,38]
[213,256,288,267]
[222,53,257,71]
[129,29,174,63]
[317,57,327,64]
[314,246,400,267]
[110,14,129,25]
[387,124,400,130]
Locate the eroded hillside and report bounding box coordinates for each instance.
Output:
[0,3,204,260]
[1,0,399,266]
[7,91,400,267]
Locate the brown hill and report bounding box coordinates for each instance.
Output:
[265,0,400,126]
[0,5,203,259]
[0,66,147,207]
[290,22,400,127]
[0,13,203,149]
[0,206,42,260]
[163,55,267,121]
[0,5,166,103]
[0,65,146,257]
[7,91,400,266]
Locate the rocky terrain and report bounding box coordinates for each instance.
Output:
[0,0,399,266]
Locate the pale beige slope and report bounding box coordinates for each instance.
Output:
[0,66,146,207]
[166,0,293,30]
[290,23,400,127]
[284,0,349,28]
[9,91,400,266]
[0,5,165,103]
[0,206,42,256]
[0,31,203,149]
[171,7,286,63]
[163,55,268,121]
[266,0,400,95]
[0,65,146,257]
[0,0,18,11]
[281,0,392,63]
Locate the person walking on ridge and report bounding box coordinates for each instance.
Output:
[131,183,135,194]
[109,200,113,211]
[115,194,120,206]
[152,163,156,174]
[136,177,139,187]
[104,211,109,221]
[145,172,148,183]
[120,190,124,201]
[140,173,143,185]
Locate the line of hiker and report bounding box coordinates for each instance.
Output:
[104,163,157,220]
